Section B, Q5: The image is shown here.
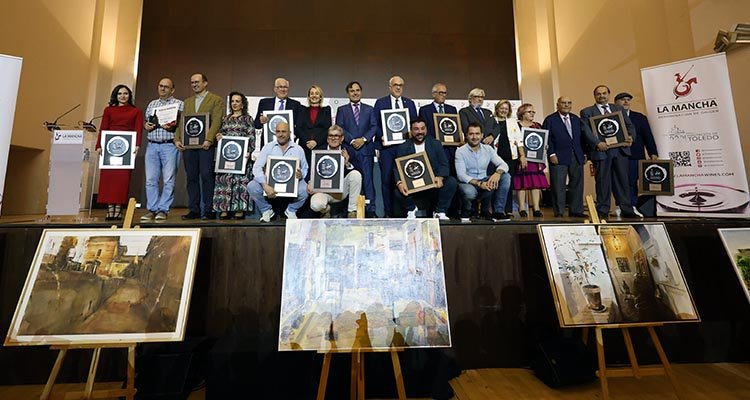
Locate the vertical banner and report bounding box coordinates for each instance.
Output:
[641,53,749,218]
[0,54,23,215]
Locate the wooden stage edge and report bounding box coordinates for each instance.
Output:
[1,363,748,400]
[0,207,743,227]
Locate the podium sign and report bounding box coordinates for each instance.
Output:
[47,130,84,216]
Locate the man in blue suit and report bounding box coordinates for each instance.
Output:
[615,92,659,214]
[394,118,457,220]
[253,77,302,140]
[542,96,586,218]
[580,85,640,219]
[374,75,418,217]
[335,81,378,217]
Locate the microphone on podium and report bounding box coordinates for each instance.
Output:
[43,104,81,131]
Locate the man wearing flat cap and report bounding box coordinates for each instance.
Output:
[615,92,659,216]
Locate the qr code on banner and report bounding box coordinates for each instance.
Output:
[669,151,691,167]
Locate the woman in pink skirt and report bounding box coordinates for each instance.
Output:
[513,103,549,217]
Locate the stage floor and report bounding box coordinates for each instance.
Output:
[1,363,747,400]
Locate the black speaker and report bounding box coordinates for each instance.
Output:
[531,335,596,388]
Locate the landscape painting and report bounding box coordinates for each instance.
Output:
[538,223,699,327]
[279,219,451,351]
[5,229,201,345]
[718,228,750,303]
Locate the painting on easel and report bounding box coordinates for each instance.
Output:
[278,219,451,351]
[538,223,699,327]
[5,228,201,345]
[718,228,750,304]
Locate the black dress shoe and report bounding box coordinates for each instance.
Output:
[533,210,543,218]
[202,212,217,220]
[570,212,589,218]
[181,211,201,220]
[365,211,377,218]
[554,213,563,218]
[621,211,639,218]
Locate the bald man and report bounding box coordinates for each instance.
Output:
[542,97,586,217]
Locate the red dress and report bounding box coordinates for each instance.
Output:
[95,104,143,204]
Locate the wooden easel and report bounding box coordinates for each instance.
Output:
[581,195,681,400]
[40,198,140,400]
[316,348,406,400]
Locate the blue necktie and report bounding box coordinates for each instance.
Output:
[279,99,285,110]
[476,108,484,121]
[395,98,401,109]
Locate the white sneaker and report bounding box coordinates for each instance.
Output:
[633,208,644,218]
[284,209,298,219]
[433,212,449,220]
[406,208,418,219]
[460,217,471,223]
[259,209,274,223]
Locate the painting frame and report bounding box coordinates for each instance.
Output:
[521,127,549,164]
[263,110,295,146]
[395,152,437,195]
[266,156,300,198]
[538,222,700,328]
[717,228,750,304]
[5,228,202,346]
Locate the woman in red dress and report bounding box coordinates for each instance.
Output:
[95,85,143,220]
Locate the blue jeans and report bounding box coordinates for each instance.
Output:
[144,142,179,213]
[247,179,308,213]
[458,173,511,216]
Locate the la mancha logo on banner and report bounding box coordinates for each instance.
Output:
[673,64,698,100]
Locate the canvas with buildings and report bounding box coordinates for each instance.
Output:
[278,219,451,351]
[718,228,750,304]
[5,228,201,345]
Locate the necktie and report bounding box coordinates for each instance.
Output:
[476,107,484,121]
[353,103,360,125]
[395,98,401,109]
[279,99,285,110]
[602,104,610,114]
[438,104,444,114]
[564,115,572,137]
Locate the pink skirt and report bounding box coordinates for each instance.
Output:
[513,161,549,190]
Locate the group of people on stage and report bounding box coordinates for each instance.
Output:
[95,73,657,222]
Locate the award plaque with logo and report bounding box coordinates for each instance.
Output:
[638,160,674,196]
[99,131,136,169]
[433,113,464,146]
[380,109,410,146]
[589,111,630,148]
[310,150,344,193]
[263,110,295,146]
[395,152,437,195]
[521,127,549,164]
[214,136,249,174]
[181,113,209,149]
[266,156,299,198]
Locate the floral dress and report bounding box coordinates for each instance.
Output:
[212,114,256,212]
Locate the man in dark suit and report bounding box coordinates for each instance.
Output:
[615,92,659,214]
[580,85,640,219]
[458,88,495,144]
[253,77,302,141]
[373,75,418,217]
[542,96,586,218]
[394,118,457,220]
[336,81,378,217]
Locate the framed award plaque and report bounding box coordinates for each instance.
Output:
[433,113,464,146]
[266,156,299,198]
[311,150,344,193]
[181,113,209,149]
[638,159,674,196]
[263,110,295,146]
[380,109,410,146]
[215,136,249,174]
[522,127,549,164]
[99,130,136,169]
[395,152,437,195]
[589,111,630,148]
